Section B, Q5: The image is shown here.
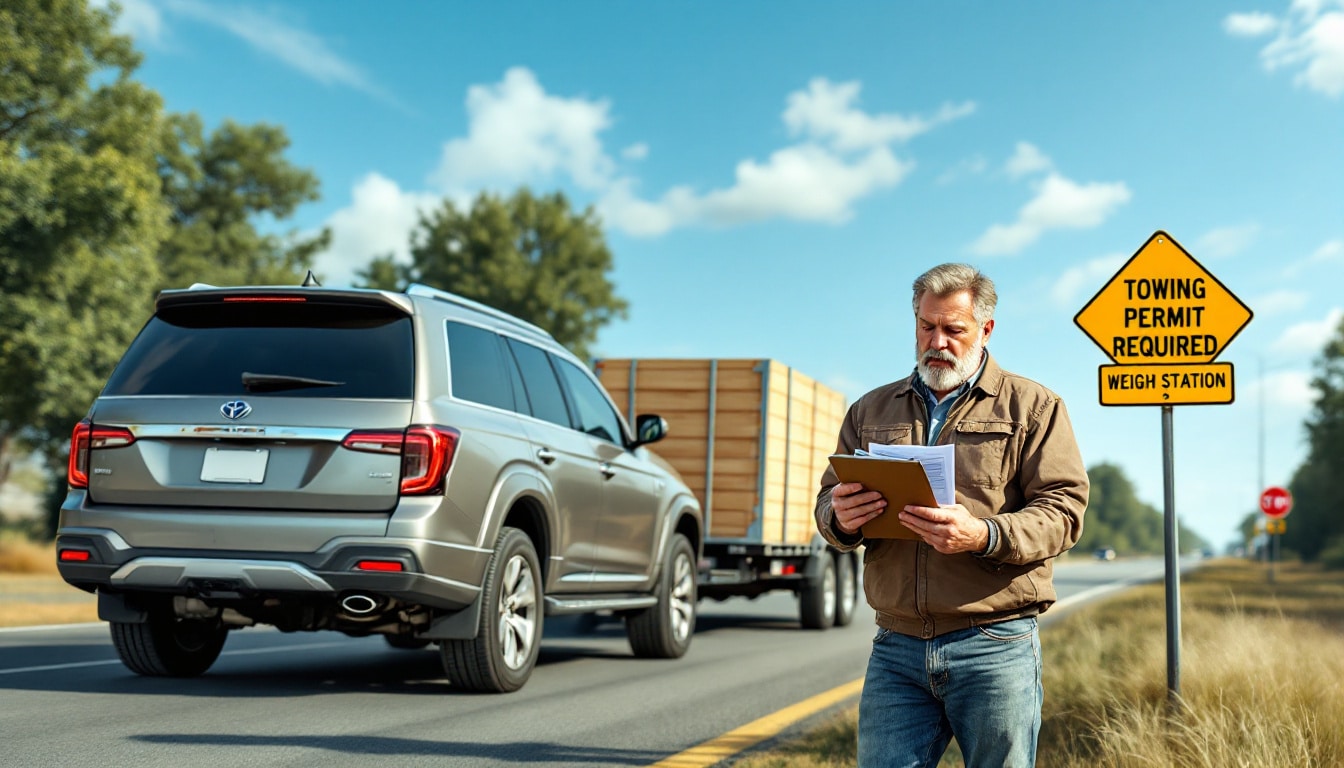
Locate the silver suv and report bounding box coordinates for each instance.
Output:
[56,282,702,693]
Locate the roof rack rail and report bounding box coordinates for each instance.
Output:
[405,283,553,340]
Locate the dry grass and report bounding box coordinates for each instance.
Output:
[0,533,58,575]
[732,560,1344,768]
[0,535,97,627]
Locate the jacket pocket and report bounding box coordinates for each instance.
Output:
[860,424,912,448]
[954,420,1016,488]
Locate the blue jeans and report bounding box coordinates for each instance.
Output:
[857,617,1042,768]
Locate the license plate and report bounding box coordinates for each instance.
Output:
[200,447,269,484]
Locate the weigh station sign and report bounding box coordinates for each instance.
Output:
[1074,230,1252,406]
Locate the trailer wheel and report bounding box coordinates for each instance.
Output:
[799,554,836,630]
[834,553,857,627]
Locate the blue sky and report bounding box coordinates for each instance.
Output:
[99,0,1343,549]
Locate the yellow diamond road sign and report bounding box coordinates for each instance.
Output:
[1074,230,1253,365]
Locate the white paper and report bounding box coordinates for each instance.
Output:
[865,442,956,506]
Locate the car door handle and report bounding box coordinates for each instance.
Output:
[536,448,556,465]
[598,462,616,479]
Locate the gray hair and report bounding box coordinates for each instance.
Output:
[911,263,997,325]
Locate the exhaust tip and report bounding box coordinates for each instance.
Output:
[340,594,381,615]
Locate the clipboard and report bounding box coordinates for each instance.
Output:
[828,454,938,540]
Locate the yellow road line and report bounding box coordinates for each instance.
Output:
[647,677,864,767]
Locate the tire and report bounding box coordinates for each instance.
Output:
[833,553,857,628]
[110,609,227,677]
[440,527,543,693]
[385,634,432,650]
[626,534,696,658]
[799,554,837,630]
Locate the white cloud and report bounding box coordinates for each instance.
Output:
[1251,289,1309,315]
[600,145,911,236]
[1051,253,1126,307]
[163,0,389,100]
[433,67,615,193]
[782,78,975,150]
[970,172,1132,255]
[621,143,649,161]
[1249,368,1317,409]
[1225,12,1280,36]
[1229,0,1344,97]
[1273,306,1344,355]
[1282,238,1344,277]
[314,173,439,287]
[91,0,163,43]
[1005,142,1053,179]
[936,155,988,185]
[1196,223,1260,258]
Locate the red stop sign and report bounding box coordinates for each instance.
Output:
[1260,486,1293,518]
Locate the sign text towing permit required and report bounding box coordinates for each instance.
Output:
[1074,231,1252,365]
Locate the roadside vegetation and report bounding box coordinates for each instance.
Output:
[732,559,1344,768]
[0,532,96,626]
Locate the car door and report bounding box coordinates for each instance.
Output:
[503,338,606,592]
[552,357,662,585]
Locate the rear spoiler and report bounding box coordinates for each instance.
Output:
[155,285,414,314]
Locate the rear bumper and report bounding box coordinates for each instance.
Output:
[56,528,484,610]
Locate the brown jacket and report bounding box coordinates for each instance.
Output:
[815,353,1088,638]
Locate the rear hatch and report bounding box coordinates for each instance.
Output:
[85,288,416,512]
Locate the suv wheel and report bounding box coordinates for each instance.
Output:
[111,608,228,677]
[626,533,696,658]
[440,527,542,693]
[799,554,837,630]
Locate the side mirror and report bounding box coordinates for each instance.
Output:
[633,414,668,447]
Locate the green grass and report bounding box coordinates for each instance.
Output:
[733,559,1344,767]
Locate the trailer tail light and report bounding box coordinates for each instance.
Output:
[342,426,460,496]
[68,421,136,489]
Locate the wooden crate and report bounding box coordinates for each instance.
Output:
[593,358,847,546]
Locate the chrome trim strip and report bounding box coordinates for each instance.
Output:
[543,595,658,615]
[119,424,355,441]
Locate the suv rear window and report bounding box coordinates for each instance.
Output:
[102,300,414,399]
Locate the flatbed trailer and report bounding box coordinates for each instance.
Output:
[595,358,858,629]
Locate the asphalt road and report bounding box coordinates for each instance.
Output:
[0,556,1184,768]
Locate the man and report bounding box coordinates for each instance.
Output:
[815,263,1088,768]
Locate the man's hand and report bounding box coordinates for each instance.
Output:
[830,482,887,534]
[898,503,989,554]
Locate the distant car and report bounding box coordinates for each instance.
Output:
[1094,547,1117,561]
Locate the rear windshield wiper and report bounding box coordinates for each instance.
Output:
[241,372,346,393]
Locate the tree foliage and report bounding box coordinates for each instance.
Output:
[1075,462,1207,556]
[1283,314,1344,561]
[358,189,627,361]
[0,0,166,475]
[156,113,328,290]
[0,0,324,502]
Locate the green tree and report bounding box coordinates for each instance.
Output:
[1283,314,1344,561]
[0,0,166,480]
[358,189,628,361]
[156,113,329,290]
[1075,462,1206,556]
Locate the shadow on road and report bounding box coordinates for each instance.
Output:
[131,733,668,764]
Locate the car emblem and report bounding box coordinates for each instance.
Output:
[221,400,252,420]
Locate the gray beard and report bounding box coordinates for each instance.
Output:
[916,340,984,393]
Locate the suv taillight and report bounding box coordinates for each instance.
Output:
[342,426,460,496]
[68,420,136,489]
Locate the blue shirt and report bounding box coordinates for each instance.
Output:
[911,354,987,446]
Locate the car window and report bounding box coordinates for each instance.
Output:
[445,321,514,411]
[505,338,572,428]
[103,301,414,399]
[554,358,624,445]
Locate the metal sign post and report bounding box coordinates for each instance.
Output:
[1161,405,1181,707]
[1074,230,1253,711]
